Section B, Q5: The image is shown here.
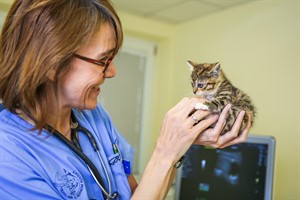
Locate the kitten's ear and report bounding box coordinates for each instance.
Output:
[212,62,221,77]
[187,60,195,72]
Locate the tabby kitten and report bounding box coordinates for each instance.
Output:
[188,61,256,135]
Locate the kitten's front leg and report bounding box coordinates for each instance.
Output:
[194,101,220,113]
[194,102,210,111]
[205,101,219,112]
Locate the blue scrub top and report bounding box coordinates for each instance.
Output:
[0,104,134,200]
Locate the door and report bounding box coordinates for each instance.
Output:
[98,37,156,174]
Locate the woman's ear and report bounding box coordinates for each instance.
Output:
[46,68,56,81]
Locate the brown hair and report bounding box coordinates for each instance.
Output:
[0,0,123,130]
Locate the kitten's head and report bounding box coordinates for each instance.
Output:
[187,60,224,96]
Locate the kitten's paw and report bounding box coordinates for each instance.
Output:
[195,102,209,111]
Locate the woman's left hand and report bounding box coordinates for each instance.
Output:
[193,103,252,148]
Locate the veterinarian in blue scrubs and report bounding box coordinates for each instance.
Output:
[0,104,134,199]
[0,0,251,199]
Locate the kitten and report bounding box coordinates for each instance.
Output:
[188,61,256,135]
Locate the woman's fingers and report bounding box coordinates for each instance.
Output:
[193,104,231,145]
[157,97,216,159]
[186,109,213,126]
[190,113,219,137]
[159,97,252,161]
[193,105,251,149]
[219,112,251,148]
[211,110,245,147]
[213,104,231,132]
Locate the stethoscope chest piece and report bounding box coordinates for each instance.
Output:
[106,191,119,200]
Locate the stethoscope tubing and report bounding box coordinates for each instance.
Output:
[47,125,105,197]
[45,112,119,199]
[70,125,113,197]
[46,124,107,199]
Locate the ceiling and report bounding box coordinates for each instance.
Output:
[111,0,256,24]
[0,0,256,24]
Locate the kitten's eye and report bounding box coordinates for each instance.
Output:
[198,83,205,88]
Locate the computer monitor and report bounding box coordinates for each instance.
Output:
[175,135,276,200]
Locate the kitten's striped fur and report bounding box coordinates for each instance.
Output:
[188,61,256,135]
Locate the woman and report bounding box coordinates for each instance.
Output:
[0,0,250,199]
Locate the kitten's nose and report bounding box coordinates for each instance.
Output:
[193,87,198,94]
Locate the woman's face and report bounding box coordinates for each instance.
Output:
[58,23,117,110]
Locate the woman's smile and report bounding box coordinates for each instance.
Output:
[92,85,101,95]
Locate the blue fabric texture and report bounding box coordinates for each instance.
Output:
[0,103,4,112]
[0,104,134,200]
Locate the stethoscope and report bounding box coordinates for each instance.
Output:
[45,111,119,200]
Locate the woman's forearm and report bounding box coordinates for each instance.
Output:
[131,148,175,200]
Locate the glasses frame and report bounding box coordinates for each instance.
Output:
[74,53,115,73]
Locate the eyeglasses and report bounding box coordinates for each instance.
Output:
[74,53,115,73]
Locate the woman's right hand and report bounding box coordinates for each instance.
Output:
[155,97,219,165]
[132,97,218,200]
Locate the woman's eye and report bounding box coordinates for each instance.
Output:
[198,83,204,88]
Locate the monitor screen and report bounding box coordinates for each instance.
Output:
[175,135,275,200]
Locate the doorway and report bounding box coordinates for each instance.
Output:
[98,36,156,174]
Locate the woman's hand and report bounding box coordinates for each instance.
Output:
[156,97,251,162]
[193,103,251,148]
[155,97,219,163]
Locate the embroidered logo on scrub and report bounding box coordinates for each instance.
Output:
[54,169,84,199]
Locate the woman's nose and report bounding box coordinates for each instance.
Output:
[104,62,116,78]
